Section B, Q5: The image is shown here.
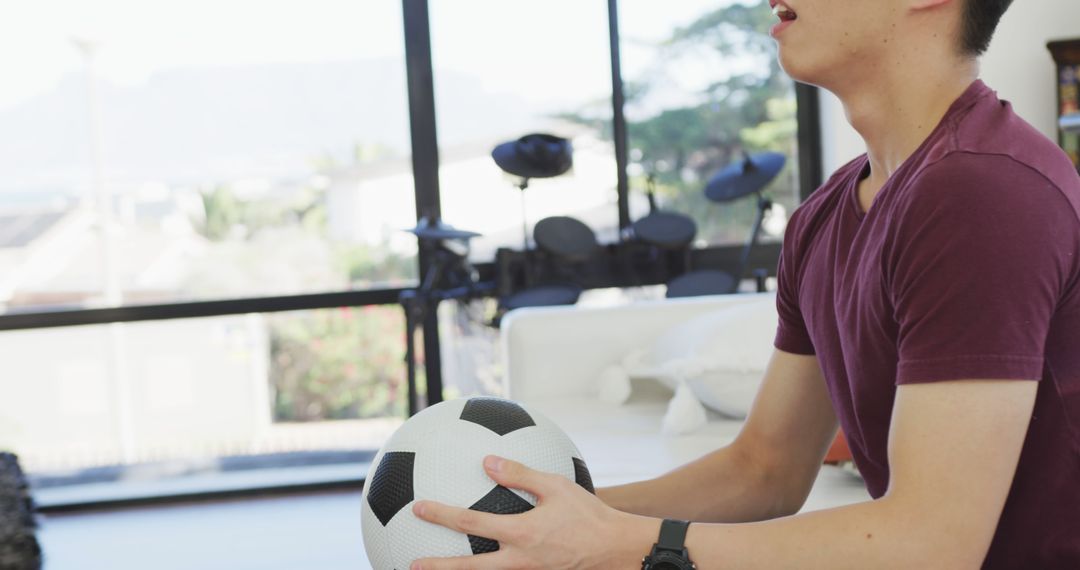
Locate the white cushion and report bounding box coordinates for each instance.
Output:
[597,364,632,405]
[623,294,777,419]
[661,382,708,434]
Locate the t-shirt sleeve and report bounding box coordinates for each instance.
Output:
[774,208,816,355]
[888,153,1078,385]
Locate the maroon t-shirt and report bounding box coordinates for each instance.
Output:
[774,80,1080,568]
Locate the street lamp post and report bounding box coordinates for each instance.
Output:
[72,37,135,465]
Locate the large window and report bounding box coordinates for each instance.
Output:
[3,1,817,504]
[0,1,415,487]
[426,1,625,400]
[3,308,405,476]
[620,0,798,245]
[0,0,416,315]
[424,1,803,401]
[429,0,620,260]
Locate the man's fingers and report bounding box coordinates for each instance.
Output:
[413,500,517,542]
[484,455,562,498]
[411,551,506,570]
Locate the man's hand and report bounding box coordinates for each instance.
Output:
[411,455,655,570]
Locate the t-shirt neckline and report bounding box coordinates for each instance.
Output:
[846,79,991,221]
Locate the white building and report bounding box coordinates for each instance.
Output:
[324,128,650,262]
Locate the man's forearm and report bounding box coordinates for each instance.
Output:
[614,495,983,569]
[599,444,798,523]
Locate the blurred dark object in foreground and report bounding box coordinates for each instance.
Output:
[0,453,41,570]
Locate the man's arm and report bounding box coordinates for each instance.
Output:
[407,376,1036,570]
[599,348,839,523]
[614,378,1038,569]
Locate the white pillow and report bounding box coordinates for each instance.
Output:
[597,364,632,405]
[597,361,707,435]
[662,381,707,435]
[623,295,778,419]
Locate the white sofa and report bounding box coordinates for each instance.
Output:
[500,292,870,513]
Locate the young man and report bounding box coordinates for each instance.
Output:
[411,0,1080,567]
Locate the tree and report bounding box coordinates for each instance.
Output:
[564,0,799,243]
[270,306,407,422]
[198,184,242,241]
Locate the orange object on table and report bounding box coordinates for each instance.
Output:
[824,430,853,465]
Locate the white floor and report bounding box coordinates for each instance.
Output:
[36,467,867,570]
[38,491,373,570]
[36,396,872,569]
[34,463,370,509]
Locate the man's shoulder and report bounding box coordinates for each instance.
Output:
[885,152,1080,289]
[931,86,1080,209]
[901,150,1080,225]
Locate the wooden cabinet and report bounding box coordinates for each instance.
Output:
[1048,38,1080,173]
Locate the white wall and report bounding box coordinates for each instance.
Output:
[819,0,1080,174]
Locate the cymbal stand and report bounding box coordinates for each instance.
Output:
[734,192,774,284]
[399,242,494,415]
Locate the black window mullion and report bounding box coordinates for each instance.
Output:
[401,0,444,409]
[609,0,631,230]
[795,82,824,200]
[0,288,407,331]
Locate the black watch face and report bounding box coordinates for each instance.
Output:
[648,551,694,570]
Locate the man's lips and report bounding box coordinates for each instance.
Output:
[770,0,797,37]
[770,0,798,21]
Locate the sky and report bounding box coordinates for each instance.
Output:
[1,0,732,112]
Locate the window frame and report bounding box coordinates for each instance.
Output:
[2,0,821,431]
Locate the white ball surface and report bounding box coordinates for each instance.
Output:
[360,397,593,570]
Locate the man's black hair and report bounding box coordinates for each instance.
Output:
[961,0,1015,55]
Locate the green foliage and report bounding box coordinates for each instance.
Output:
[565,0,801,243]
[666,0,780,60]
[196,184,327,242]
[184,133,423,423]
[199,185,241,241]
[336,243,417,288]
[629,0,796,187]
[270,306,407,422]
[740,97,798,150]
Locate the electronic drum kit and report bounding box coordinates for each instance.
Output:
[398,132,787,410]
[401,133,787,311]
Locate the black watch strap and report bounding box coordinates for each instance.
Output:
[657,519,691,552]
[643,519,695,570]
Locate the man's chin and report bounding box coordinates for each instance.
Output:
[777,54,827,90]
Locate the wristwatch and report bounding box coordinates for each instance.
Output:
[642,519,696,569]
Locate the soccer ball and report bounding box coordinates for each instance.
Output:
[360,397,594,570]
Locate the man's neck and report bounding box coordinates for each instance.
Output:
[836,59,979,194]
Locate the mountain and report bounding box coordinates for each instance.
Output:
[0,59,543,192]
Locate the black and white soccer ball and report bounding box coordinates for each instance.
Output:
[360,397,594,570]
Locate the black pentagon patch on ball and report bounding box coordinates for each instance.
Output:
[572,457,595,494]
[460,398,536,436]
[367,451,415,526]
[467,485,535,554]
